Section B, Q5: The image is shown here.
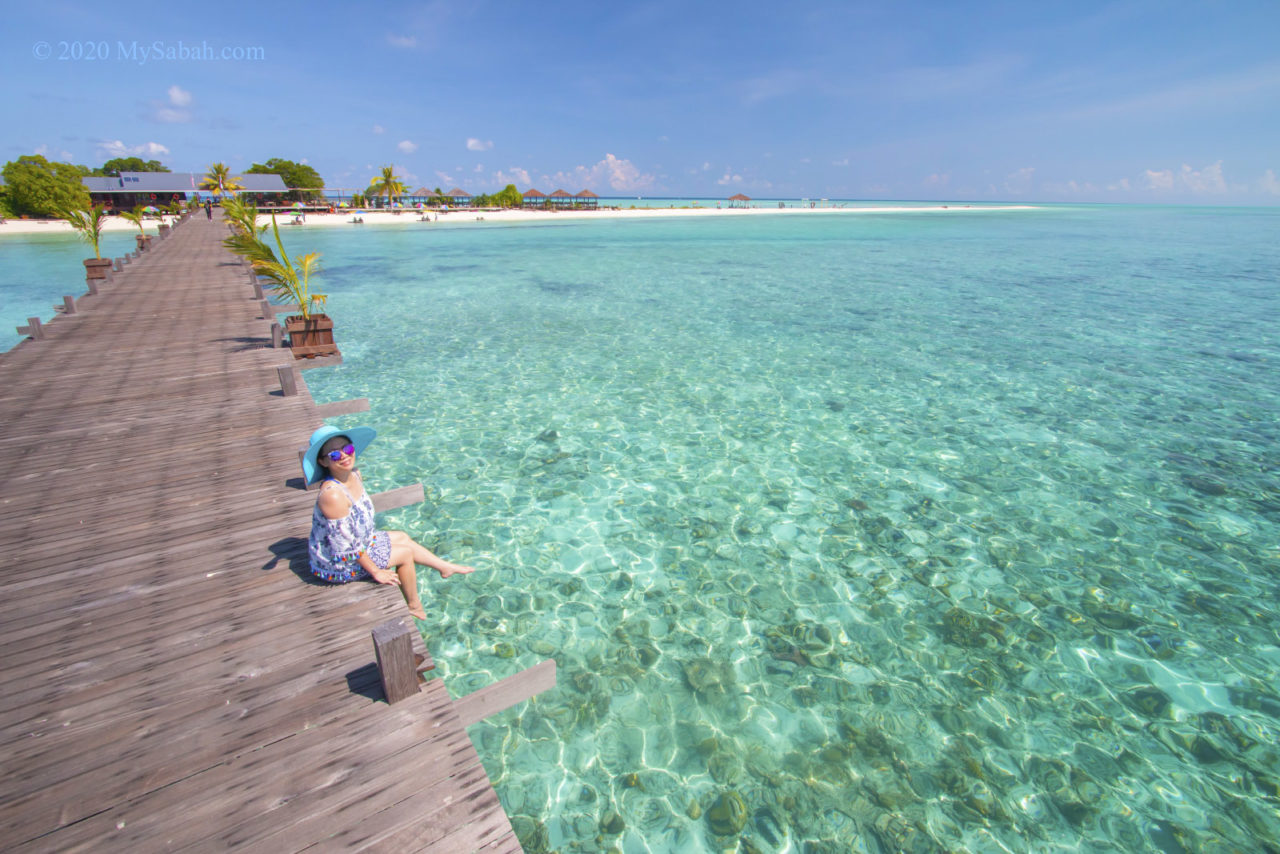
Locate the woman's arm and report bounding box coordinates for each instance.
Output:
[318,487,398,585]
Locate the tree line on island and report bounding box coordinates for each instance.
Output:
[1,154,539,219]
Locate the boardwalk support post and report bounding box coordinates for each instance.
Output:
[260,299,273,320]
[372,618,420,704]
[113,258,123,272]
[271,322,283,349]
[17,318,44,340]
[277,365,298,397]
[252,279,265,300]
[60,296,77,315]
[86,278,99,296]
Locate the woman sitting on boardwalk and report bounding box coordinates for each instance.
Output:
[304,425,473,618]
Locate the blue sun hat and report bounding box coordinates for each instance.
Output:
[303,424,377,484]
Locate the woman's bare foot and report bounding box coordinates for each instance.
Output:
[406,603,427,620]
[437,562,475,578]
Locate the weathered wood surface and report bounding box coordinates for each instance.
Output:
[372,481,427,512]
[314,396,371,418]
[373,617,423,704]
[0,216,522,852]
[454,660,558,728]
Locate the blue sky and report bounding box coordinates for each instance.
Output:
[5,0,1279,203]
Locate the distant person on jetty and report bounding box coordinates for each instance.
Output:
[204,200,212,220]
[304,425,473,619]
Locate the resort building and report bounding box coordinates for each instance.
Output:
[522,188,547,208]
[446,187,471,206]
[82,172,289,210]
[548,189,573,209]
[574,189,599,209]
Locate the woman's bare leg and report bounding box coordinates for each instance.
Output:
[388,530,475,577]
[389,544,426,619]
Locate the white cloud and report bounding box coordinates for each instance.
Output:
[925,173,950,187]
[1143,161,1228,194]
[474,164,484,173]
[716,172,743,186]
[493,167,532,187]
[466,138,494,152]
[1178,160,1226,193]
[397,140,418,154]
[551,153,655,192]
[1107,178,1132,192]
[435,170,456,186]
[372,125,385,135]
[1003,167,1035,194]
[833,158,850,167]
[388,34,417,48]
[300,158,309,165]
[150,85,192,123]
[1261,169,1280,195]
[97,139,171,158]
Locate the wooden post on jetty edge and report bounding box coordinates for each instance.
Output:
[372,617,557,718]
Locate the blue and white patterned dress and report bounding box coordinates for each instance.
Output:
[308,473,393,583]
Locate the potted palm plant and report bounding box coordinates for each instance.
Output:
[60,205,113,281]
[120,207,152,252]
[224,200,335,358]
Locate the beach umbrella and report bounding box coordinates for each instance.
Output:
[291,202,305,209]
[338,201,349,208]
[142,205,159,213]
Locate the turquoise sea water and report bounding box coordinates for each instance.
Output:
[0,230,150,351]
[295,206,1280,853]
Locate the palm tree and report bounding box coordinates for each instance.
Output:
[367,165,406,208]
[198,162,244,196]
[59,205,110,259]
[223,212,323,320]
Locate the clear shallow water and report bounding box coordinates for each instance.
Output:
[0,230,147,351]
[294,206,1280,853]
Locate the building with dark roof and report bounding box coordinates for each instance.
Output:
[82,172,288,210]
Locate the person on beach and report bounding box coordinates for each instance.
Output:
[304,425,473,619]
[204,200,212,220]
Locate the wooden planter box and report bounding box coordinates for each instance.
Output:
[285,313,339,359]
[83,258,113,280]
[135,235,153,252]
[158,223,171,237]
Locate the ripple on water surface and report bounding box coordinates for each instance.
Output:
[299,207,1280,853]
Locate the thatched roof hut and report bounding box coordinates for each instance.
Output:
[548,189,573,208]
[574,189,599,208]
[522,188,547,207]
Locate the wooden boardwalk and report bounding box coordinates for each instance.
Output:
[0,217,523,852]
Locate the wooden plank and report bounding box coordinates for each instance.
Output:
[315,396,371,418]
[371,482,425,512]
[298,352,343,369]
[453,659,558,727]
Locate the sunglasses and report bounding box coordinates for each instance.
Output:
[325,444,355,462]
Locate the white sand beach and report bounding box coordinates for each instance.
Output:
[0,203,1036,236]
[264,203,1037,230]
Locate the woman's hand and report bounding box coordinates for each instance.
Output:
[369,568,402,587]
